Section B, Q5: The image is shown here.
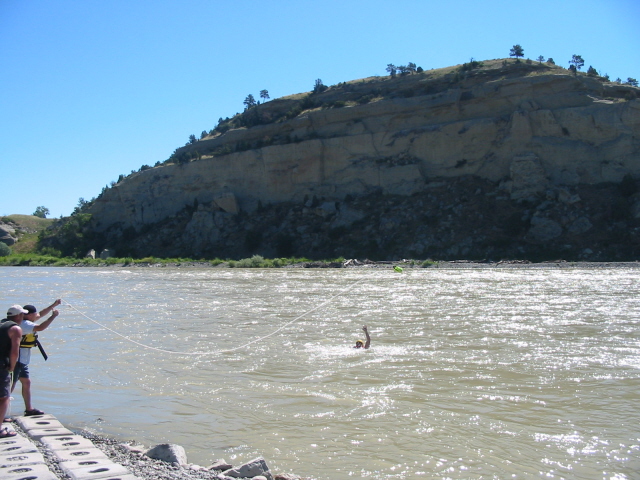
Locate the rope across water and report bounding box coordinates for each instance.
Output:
[63,276,367,356]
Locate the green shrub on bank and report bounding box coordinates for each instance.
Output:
[0,254,60,266]
[229,255,310,268]
[0,242,11,257]
[234,255,265,267]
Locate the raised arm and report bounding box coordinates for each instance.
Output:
[33,309,58,332]
[38,299,61,318]
[362,325,371,349]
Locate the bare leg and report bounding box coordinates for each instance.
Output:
[19,377,33,412]
[1,372,16,431]
[0,397,9,423]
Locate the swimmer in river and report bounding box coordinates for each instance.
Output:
[354,325,370,349]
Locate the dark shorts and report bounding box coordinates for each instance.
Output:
[12,362,29,385]
[0,369,10,397]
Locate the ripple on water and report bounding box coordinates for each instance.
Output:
[1,266,639,479]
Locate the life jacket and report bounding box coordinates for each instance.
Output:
[20,332,38,348]
[20,329,48,360]
[0,319,18,369]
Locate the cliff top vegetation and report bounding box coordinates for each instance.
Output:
[154,56,637,172]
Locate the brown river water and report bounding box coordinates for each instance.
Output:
[1,266,639,479]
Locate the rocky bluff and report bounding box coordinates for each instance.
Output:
[82,60,640,261]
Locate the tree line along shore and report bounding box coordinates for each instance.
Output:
[0,253,638,269]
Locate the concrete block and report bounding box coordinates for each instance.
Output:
[60,457,115,472]
[0,450,46,467]
[0,431,25,447]
[40,434,96,451]
[4,414,140,479]
[63,461,131,480]
[84,476,140,480]
[1,462,58,480]
[28,426,75,440]
[50,447,109,462]
[16,414,65,432]
[0,434,39,455]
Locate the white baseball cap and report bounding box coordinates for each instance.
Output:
[7,305,28,316]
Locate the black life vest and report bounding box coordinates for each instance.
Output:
[0,319,18,369]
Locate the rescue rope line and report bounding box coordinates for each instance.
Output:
[63,276,366,356]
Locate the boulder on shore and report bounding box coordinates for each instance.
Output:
[223,456,272,480]
[145,443,188,465]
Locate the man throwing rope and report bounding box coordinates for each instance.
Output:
[11,299,61,416]
[1,306,23,436]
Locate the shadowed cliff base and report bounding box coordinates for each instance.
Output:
[39,174,640,263]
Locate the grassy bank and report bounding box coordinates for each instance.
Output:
[0,253,438,268]
[0,253,315,268]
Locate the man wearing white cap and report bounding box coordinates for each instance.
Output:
[0,306,24,437]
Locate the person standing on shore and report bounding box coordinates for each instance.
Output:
[1,306,24,437]
[12,299,61,416]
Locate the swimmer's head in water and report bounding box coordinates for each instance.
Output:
[354,340,364,348]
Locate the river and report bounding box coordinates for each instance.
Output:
[1,266,638,479]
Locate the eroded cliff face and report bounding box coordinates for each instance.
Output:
[83,61,640,260]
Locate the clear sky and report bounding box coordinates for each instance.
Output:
[1,0,638,218]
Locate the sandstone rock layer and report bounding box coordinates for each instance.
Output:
[82,61,640,260]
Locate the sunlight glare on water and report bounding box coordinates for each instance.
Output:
[1,266,639,479]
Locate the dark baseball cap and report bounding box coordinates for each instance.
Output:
[23,305,37,314]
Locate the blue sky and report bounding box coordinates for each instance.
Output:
[1,0,638,218]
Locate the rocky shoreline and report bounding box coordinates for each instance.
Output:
[12,421,302,480]
[60,258,640,269]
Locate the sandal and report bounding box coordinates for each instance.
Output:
[0,427,17,438]
[3,417,14,423]
[24,408,45,416]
